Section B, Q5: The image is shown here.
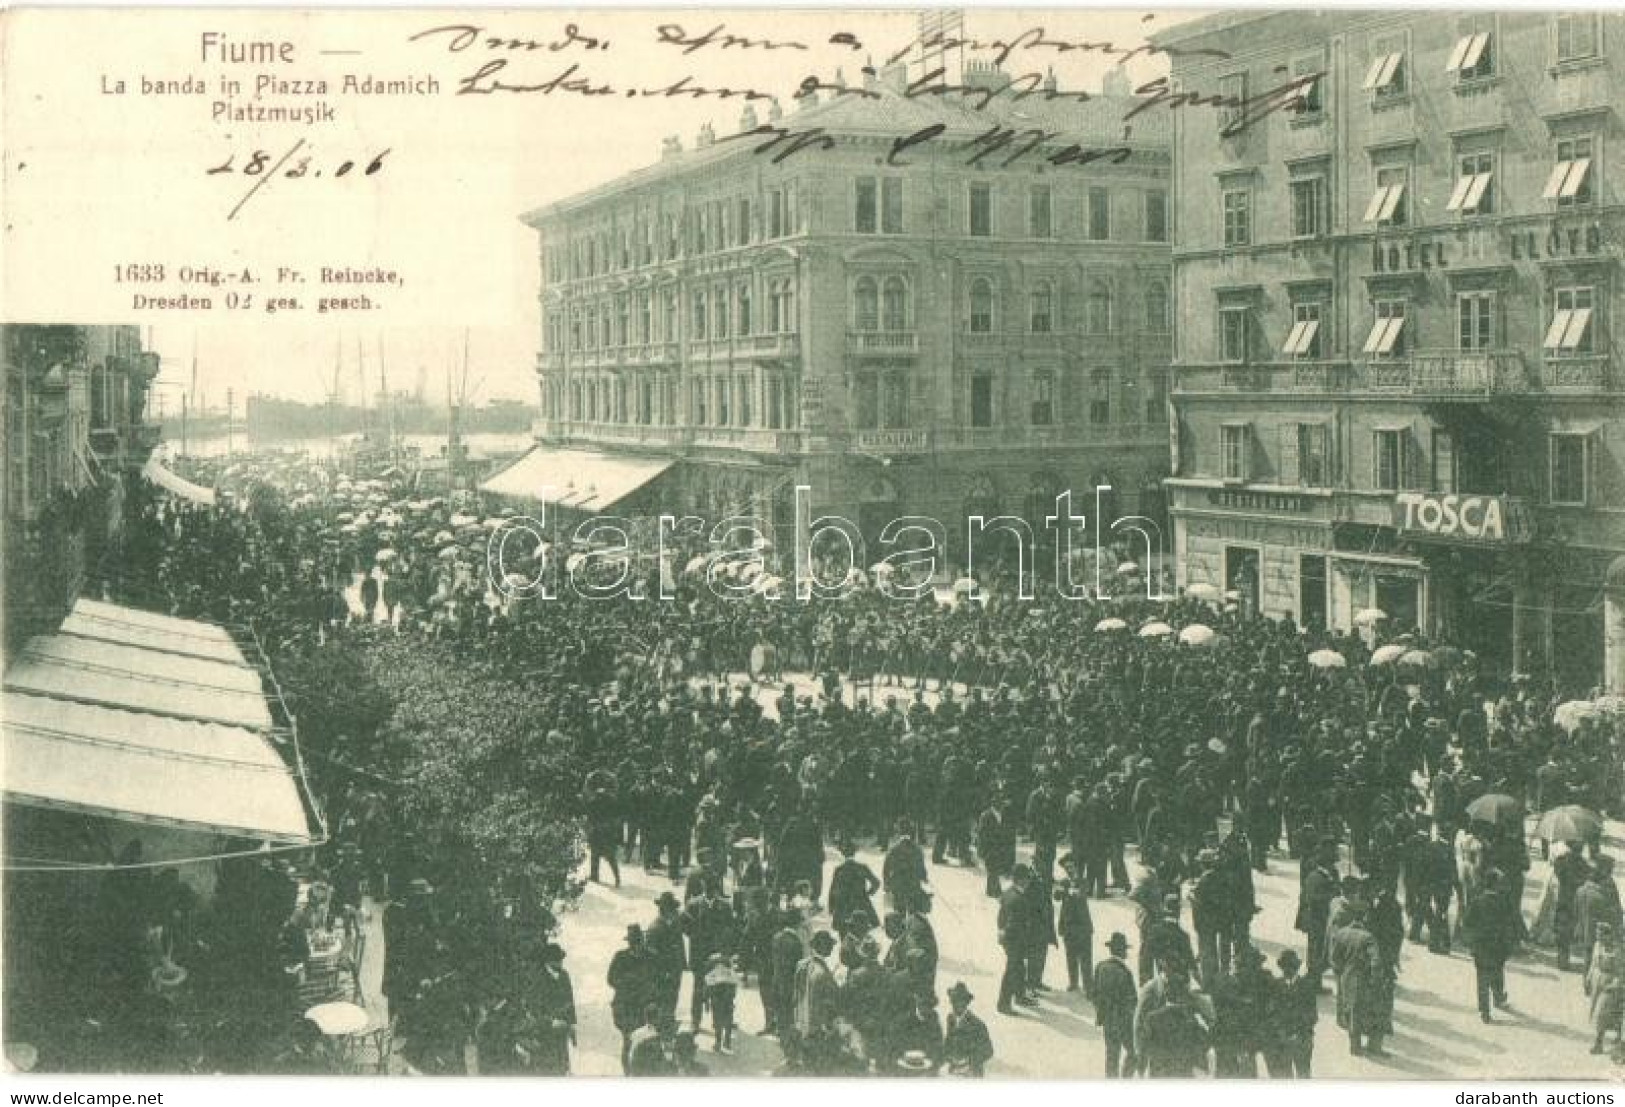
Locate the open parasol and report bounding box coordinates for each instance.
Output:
[1307,649,1347,669]
[1369,643,1407,666]
[1139,621,1173,638]
[1178,624,1216,646]
[1534,804,1602,844]
[1464,793,1522,827]
[1094,617,1128,632]
[1352,607,1388,627]
[1185,582,1219,600]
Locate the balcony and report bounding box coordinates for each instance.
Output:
[558,422,690,449]
[690,426,802,453]
[1408,349,1530,398]
[852,428,929,453]
[1542,354,1616,392]
[748,333,800,359]
[846,332,919,357]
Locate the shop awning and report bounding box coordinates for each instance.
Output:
[141,455,217,506]
[2,691,311,843]
[60,598,250,666]
[481,446,674,513]
[5,632,273,730]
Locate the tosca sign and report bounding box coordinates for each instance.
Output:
[1393,492,1531,544]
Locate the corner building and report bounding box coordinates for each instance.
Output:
[514,63,1172,569]
[1153,12,1625,690]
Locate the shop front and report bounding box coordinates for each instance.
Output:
[1170,482,1335,625]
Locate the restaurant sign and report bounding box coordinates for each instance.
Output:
[1393,492,1531,544]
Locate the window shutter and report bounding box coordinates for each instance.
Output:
[1279,423,1300,486]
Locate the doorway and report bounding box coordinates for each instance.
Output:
[1299,554,1328,631]
[1225,546,1261,617]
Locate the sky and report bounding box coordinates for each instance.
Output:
[146,8,1202,411]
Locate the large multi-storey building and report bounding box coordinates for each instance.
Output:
[1154,11,1625,690]
[2,325,162,655]
[511,62,1172,569]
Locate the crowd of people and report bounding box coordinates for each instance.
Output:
[97,448,1625,1076]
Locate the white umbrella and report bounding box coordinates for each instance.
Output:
[751,535,773,551]
[1178,623,1216,646]
[1139,621,1174,638]
[871,561,896,576]
[434,529,455,545]
[1353,607,1388,627]
[1307,649,1347,670]
[374,548,397,563]
[737,562,765,582]
[1117,561,1141,576]
[449,512,478,528]
[1398,649,1431,668]
[952,576,977,594]
[1369,643,1407,666]
[438,546,459,560]
[1594,694,1625,717]
[684,554,709,576]
[565,552,589,572]
[751,574,784,595]
[1555,700,1598,733]
[482,517,506,530]
[1094,617,1128,632]
[1185,583,1220,600]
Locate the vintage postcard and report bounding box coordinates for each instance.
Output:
[3,6,1624,1084]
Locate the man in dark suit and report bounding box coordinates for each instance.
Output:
[943,981,995,1076]
[1464,868,1518,1022]
[1092,932,1138,1078]
[1296,840,1339,988]
[996,865,1040,1013]
[645,891,687,1022]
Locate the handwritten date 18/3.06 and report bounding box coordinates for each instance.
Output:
[206,139,390,221]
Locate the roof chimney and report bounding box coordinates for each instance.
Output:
[962,58,1006,93]
[1043,66,1058,94]
[768,97,783,122]
[862,57,879,93]
[696,122,716,148]
[661,134,683,159]
[740,103,759,130]
[1103,63,1131,96]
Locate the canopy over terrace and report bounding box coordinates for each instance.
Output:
[480,446,675,517]
[1,601,317,860]
[141,453,217,506]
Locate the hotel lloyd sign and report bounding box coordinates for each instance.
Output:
[1393,493,1532,545]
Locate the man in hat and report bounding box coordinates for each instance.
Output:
[766,905,806,1044]
[1136,968,1211,1077]
[1553,840,1591,972]
[996,865,1041,1013]
[1144,892,1196,982]
[794,930,842,1073]
[608,925,654,1071]
[1463,867,1518,1022]
[1190,848,1228,990]
[1092,933,1138,1078]
[1329,903,1386,1056]
[1026,774,1064,884]
[943,981,994,1076]
[530,942,576,1075]
[1295,839,1339,989]
[646,891,687,1023]
[680,880,736,1033]
[883,820,930,916]
[1264,949,1317,1077]
[1577,856,1623,975]
[977,798,1017,899]
[1057,875,1095,995]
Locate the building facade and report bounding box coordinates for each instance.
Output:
[518,63,1172,571]
[1155,11,1625,690]
[3,325,161,656]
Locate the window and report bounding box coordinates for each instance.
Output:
[1031,371,1056,426]
[1448,26,1494,82]
[1555,13,1599,63]
[1364,39,1406,98]
[692,380,708,424]
[1550,434,1590,505]
[1299,423,1330,486]
[1219,307,1250,363]
[714,288,730,339]
[1221,423,1249,480]
[1087,187,1111,241]
[1218,73,1248,135]
[737,286,752,336]
[1145,190,1168,242]
[1030,184,1053,237]
[882,277,908,332]
[716,377,730,426]
[1029,281,1054,333]
[1431,428,1457,493]
[1458,291,1495,351]
[737,373,753,426]
[1373,428,1407,490]
[883,375,909,429]
[1085,282,1112,335]
[691,291,708,340]
[969,183,993,236]
[853,277,879,332]
[737,199,752,246]
[1223,189,1252,247]
[769,279,796,333]
[768,189,787,238]
[1365,165,1409,225]
[1283,302,1323,359]
[1291,55,1325,118]
[970,373,994,427]
[1363,299,1407,358]
[882,178,903,234]
[968,278,994,333]
[1145,282,1170,333]
[855,177,878,234]
[1545,287,1595,357]
[1291,176,1327,239]
[1544,137,1595,206]
[1145,376,1166,423]
[1447,152,1495,215]
[1090,369,1112,425]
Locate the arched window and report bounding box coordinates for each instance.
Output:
[1145,281,1170,333]
[853,276,879,332]
[882,276,909,332]
[1086,281,1113,335]
[969,278,994,333]
[1030,281,1054,333]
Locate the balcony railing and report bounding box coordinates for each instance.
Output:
[853,428,929,453]
[846,332,919,356]
[1409,349,1529,397]
[690,426,801,453]
[1542,354,1615,391]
